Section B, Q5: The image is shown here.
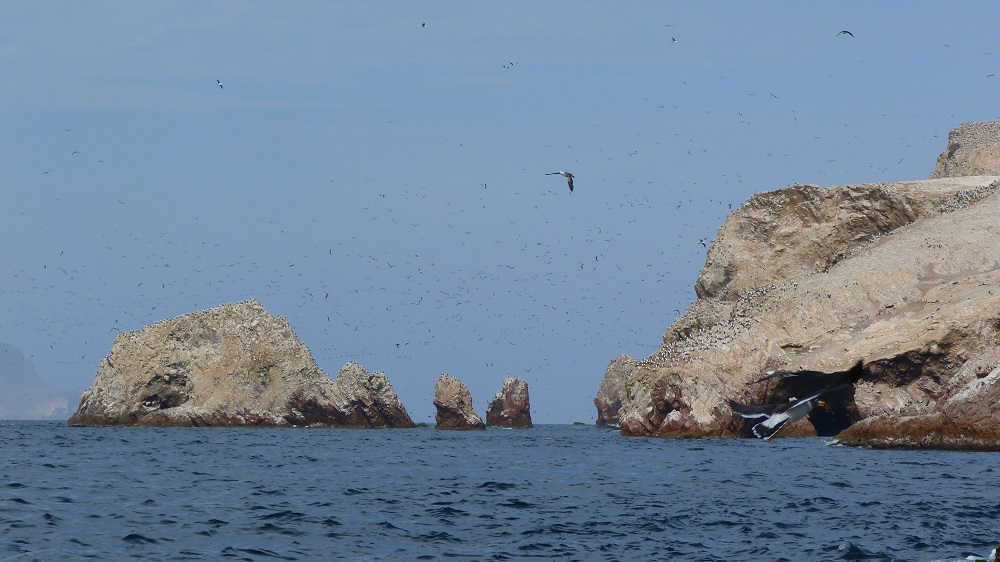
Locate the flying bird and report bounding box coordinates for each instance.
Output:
[749,360,864,389]
[216,79,223,90]
[731,361,865,440]
[728,393,830,441]
[546,171,575,192]
[837,30,854,37]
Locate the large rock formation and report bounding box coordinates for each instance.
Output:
[610,123,1000,448]
[68,300,415,428]
[433,374,485,430]
[593,355,636,426]
[485,377,532,428]
[930,120,1000,179]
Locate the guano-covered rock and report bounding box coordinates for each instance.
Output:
[68,300,415,428]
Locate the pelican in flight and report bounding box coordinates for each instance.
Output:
[216,79,223,90]
[546,171,575,192]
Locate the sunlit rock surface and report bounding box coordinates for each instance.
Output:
[433,374,485,430]
[610,123,1000,448]
[485,377,532,428]
[68,300,415,428]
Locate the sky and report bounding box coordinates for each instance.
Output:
[3,2,1000,424]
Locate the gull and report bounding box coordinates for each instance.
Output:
[749,360,864,389]
[546,171,575,192]
[216,79,223,90]
[730,360,865,440]
[728,393,830,441]
[837,30,854,37]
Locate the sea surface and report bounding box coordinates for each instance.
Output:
[1,421,997,561]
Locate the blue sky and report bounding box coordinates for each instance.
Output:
[3,2,999,423]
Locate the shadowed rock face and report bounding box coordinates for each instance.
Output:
[486,377,531,428]
[433,374,485,430]
[593,355,635,426]
[67,300,415,428]
[611,160,1000,447]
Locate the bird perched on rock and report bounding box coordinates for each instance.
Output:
[546,170,575,192]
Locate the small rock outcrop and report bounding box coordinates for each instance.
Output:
[433,374,485,430]
[605,122,1000,448]
[593,355,636,426]
[67,300,415,428]
[930,120,1000,179]
[485,377,532,428]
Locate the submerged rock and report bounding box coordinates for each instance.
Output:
[606,123,1000,448]
[433,374,485,430]
[593,355,635,426]
[485,377,532,428]
[67,300,415,428]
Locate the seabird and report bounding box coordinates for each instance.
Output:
[728,393,830,441]
[837,30,854,37]
[731,360,865,440]
[546,171,575,192]
[750,360,864,390]
[216,79,223,90]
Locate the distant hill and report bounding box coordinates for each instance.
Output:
[0,342,80,420]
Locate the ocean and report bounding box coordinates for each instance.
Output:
[1,421,997,561]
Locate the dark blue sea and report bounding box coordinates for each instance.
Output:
[1,422,997,561]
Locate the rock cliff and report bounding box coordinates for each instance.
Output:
[485,377,532,428]
[67,300,415,428]
[594,355,635,426]
[608,123,1000,448]
[433,374,485,430]
[930,120,1000,179]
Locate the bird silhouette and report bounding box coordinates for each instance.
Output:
[837,30,854,37]
[546,171,575,192]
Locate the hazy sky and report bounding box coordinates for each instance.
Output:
[3,2,999,423]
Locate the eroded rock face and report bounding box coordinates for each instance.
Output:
[485,377,532,428]
[594,355,635,426]
[613,171,1000,448]
[930,120,1000,179]
[433,374,485,430]
[67,300,415,428]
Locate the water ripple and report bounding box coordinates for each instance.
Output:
[0,422,997,561]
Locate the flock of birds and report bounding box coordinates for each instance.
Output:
[9,18,999,423]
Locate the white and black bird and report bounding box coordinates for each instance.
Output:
[216,79,224,90]
[750,360,864,390]
[730,361,864,440]
[546,170,575,192]
[728,392,830,441]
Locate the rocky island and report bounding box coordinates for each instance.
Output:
[68,299,415,428]
[597,120,1000,449]
[433,374,485,430]
[485,377,532,428]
